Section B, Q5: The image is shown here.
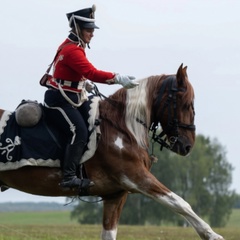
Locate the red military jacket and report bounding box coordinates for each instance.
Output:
[48,39,115,92]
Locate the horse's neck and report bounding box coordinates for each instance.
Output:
[100,78,161,149]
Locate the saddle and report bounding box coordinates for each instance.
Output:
[0,96,101,171]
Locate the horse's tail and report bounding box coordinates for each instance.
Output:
[0,109,5,120]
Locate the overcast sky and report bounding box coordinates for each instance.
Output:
[0,0,239,203]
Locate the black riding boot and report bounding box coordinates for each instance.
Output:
[60,141,92,189]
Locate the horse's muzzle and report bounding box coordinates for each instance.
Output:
[171,135,193,156]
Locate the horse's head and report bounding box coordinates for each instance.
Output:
[152,64,195,156]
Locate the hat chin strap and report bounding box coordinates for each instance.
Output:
[72,17,87,49]
[69,31,86,48]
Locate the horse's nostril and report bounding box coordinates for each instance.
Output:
[185,145,191,153]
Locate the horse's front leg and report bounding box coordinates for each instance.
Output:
[157,191,224,240]
[101,191,128,240]
[123,171,224,240]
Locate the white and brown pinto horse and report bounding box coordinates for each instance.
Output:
[0,65,224,240]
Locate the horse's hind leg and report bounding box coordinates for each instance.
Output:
[101,191,128,240]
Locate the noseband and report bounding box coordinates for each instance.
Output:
[150,76,196,150]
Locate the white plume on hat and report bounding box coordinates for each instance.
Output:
[92,4,96,12]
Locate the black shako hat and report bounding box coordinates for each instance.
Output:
[66,4,99,29]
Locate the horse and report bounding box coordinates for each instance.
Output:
[0,64,224,240]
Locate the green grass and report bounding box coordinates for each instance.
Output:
[0,225,239,240]
[0,209,239,239]
[0,211,73,225]
[226,208,240,227]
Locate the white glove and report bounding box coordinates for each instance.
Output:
[114,74,139,89]
[85,80,95,93]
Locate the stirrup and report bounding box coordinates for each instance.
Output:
[60,177,92,189]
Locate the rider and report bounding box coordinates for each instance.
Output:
[43,4,138,190]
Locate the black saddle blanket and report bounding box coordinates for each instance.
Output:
[0,96,100,171]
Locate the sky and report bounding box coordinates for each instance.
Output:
[0,0,239,203]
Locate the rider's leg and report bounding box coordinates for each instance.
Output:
[60,140,91,188]
[44,89,92,189]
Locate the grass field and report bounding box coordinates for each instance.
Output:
[0,211,73,225]
[226,208,240,227]
[0,210,239,240]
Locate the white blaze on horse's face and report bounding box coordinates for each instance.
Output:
[114,136,124,150]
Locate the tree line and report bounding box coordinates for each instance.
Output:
[71,134,237,227]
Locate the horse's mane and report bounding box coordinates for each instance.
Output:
[99,88,137,145]
[99,73,194,149]
[99,76,162,149]
[124,76,162,148]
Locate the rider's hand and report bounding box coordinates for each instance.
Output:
[85,80,95,93]
[113,74,139,89]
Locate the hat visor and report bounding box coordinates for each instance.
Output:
[81,22,99,29]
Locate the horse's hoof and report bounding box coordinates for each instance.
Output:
[209,233,224,240]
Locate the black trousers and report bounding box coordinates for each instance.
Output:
[44,88,88,145]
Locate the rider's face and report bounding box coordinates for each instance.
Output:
[81,28,94,44]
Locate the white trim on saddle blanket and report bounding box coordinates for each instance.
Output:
[0,111,11,137]
[81,96,101,163]
[0,97,101,171]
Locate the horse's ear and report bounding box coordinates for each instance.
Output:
[176,63,188,87]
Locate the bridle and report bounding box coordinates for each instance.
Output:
[150,76,196,151]
[91,77,195,151]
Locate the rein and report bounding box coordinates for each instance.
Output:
[90,84,132,136]
[90,84,118,107]
[150,76,195,151]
